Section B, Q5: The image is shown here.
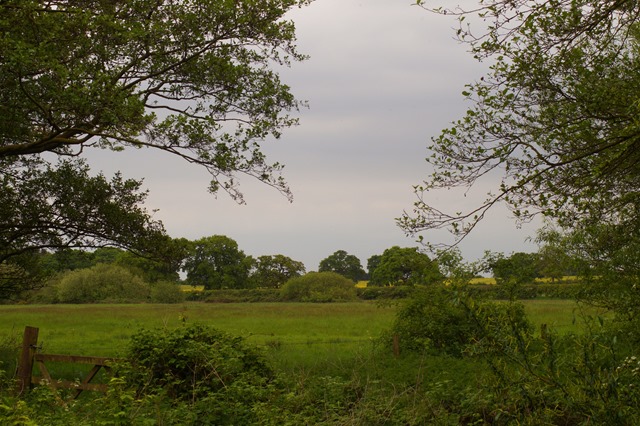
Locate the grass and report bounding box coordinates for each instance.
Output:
[0,299,594,381]
[0,300,592,353]
[521,299,608,335]
[0,302,396,375]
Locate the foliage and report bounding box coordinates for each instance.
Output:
[369,246,441,286]
[150,281,186,304]
[201,288,281,303]
[0,161,167,299]
[535,226,583,281]
[38,248,94,274]
[250,254,305,288]
[280,271,358,302]
[366,254,382,279]
[38,245,185,283]
[0,0,308,299]
[434,247,479,282]
[318,250,367,282]
[468,282,581,300]
[484,251,541,285]
[56,263,150,303]
[390,284,532,357]
[465,314,640,424]
[356,285,415,301]
[183,235,252,290]
[0,331,20,394]
[537,224,640,325]
[125,324,272,400]
[402,1,640,262]
[5,300,640,424]
[1,0,307,200]
[0,261,43,303]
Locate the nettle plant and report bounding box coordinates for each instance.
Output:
[125,324,273,401]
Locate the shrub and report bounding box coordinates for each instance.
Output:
[150,280,186,304]
[56,263,150,303]
[280,271,358,302]
[356,285,415,300]
[203,288,281,303]
[389,284,532,357]
[126,324,273,399]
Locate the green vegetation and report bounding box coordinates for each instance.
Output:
[368,246,441,286]
[318,250,367,282]
[0,0,308,300]
[3,0,640,423]
[250,254,306,289]
[0,299,624,424]
[183,235,253,290]
[279,271,358,302]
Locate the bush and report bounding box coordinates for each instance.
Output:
[466,282,581,300]
[203,288,281,303]
[356,285,415,300]
[119,324,294,424]
[126,324,272,400]
[389,284,532,357]
[56,263,150,303]
[150,281,186,304]
[280,271,358,302]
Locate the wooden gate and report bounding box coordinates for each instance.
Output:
[16,326,119,399]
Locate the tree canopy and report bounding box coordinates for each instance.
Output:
[183,235,252,290]
[0,0,308,297]
[401,1,640,250]
[318,250,367,282]
[251,254,306,288]
[485,251,541,285]
[369,246,441,286]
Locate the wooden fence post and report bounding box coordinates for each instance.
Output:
[393,334,400,358]
[16,326,39,395]
[541,323,548,341]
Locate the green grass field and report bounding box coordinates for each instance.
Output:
[0,299,592,364]
[0,302,399,378]
[0,299,615,423]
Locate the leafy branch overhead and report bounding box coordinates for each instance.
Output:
[1,0,308,201]
[0,0,309,297]
[402,1,640,247]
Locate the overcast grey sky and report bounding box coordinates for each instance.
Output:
[89,0,540,271]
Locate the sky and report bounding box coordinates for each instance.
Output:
[88,0,541,271]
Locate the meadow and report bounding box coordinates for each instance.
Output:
[1,299,623,424]
[0,299,588,374]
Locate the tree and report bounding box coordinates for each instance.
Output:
[39,244,184,280]
[0,160,167,298]
[250,254,305,289]
[183,235,252,290]
[434,248,477,282]
[485,251,541,285]
[0,0,308,297]
[366,255,382,280]
[401,1,640,252]
[369,246,441,286]
[534,227,582,281]
[318,250,367,282]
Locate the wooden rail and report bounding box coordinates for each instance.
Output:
[16,326,120,399]
[32,353,118,398]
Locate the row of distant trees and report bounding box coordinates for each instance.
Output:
[17,233,583,301]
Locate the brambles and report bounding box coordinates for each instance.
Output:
[389,284,532,357]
